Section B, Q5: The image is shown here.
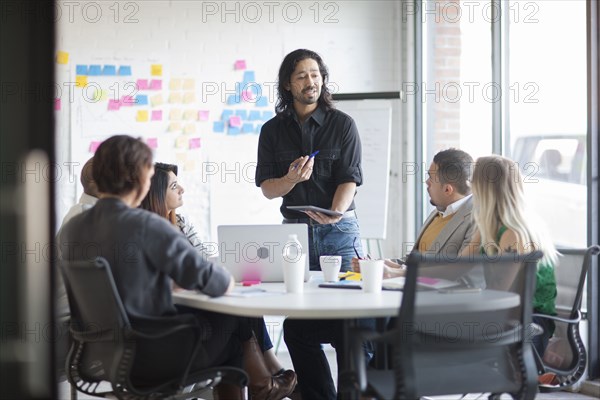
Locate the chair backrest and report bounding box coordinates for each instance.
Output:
[554,246,600,318]
[395,251,542,399]
[541,245,600,372]
[59,257,132,383]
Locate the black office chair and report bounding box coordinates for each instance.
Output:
[60,257,248,400]
[348,252,542,400]
[534,245,600,392]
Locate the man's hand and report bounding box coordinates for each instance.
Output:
[285,155,314,183]
[304,210,342,225]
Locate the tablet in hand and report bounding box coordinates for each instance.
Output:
[286,205,343,217]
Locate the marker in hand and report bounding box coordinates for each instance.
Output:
[291,150,320,170]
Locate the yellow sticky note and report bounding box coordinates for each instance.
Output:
[169,92,182,104]
[169,122,183,132]
[183,109,198,121]
[136,110,149,122]
[56,51,69,64]
[151,64,163,76]
[184,123,196,134]
[75,76,88,88]
[175,135,188,148]
[169,79,182,90]
[93,89,108,101]
[184,159,196,171]
[169,109,182,121]
[150,94,164,107]
[183,78,195,90]
[175,153,187,163]
[183,92,196,104]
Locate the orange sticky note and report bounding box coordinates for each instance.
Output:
[184,123,196,134]
[169,109,183,121]
[150,94,164,107]
[169,92,182,104]
[183,78,195,90]
[184,109,198,121]
[169,122,183,132]
[169,79,182,90]
[151,64,163,76]
[56,51,69,64]
[183,92,196,104]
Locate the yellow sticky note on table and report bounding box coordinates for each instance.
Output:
[169,79,182,90]
[75,75,88,87]
[151,64,163,76]
[56,51,69,64]
[150,94,164,107]
[136,110,149,122]
[183,92,196,104]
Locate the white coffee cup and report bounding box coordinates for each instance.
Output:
[283,254,306,293]
[320,255,342,282]
[359,259,384,293]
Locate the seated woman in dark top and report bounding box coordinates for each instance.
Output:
[140,162,295,379]
[59,135,295,400]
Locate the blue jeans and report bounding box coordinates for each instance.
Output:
[306,217,363,272]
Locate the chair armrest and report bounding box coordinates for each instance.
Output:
[533,311,581,325]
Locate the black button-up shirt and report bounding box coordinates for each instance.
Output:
[255,106,363,219]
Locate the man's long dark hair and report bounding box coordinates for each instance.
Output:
[275,49,335,116]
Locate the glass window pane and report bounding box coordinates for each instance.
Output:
[506,0,587,247]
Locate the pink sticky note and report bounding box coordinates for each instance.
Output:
[121,95,135,106]
[149,79,162,90]
[54,98,61,111]
[189,138,201,149]
[108,99,121,111]
[146,138,158,149]
[198,110,210,121]
[234,60,247,70]
[137,79,149,90]
[151,110,163,121]
[229,115,242,127]
[242,90,255,102]
[89,141,101,153]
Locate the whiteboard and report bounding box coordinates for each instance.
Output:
[336,100,392,239]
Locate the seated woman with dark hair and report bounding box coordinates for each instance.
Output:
[59,135,296,400]
[140,162,295,380]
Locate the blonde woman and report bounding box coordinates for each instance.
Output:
[463,154,558,357]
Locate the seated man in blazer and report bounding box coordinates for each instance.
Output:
[372,148,479,285]
[284,148,477,400]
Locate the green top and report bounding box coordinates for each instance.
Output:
[495,226,557,316]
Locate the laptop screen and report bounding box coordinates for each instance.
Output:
[216,224,309,282]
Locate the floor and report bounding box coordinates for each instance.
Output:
[58,316,599,399]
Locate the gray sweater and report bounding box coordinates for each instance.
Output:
[59,198,231,318]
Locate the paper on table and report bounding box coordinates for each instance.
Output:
[226,287,283,297]
[382,276,460,290]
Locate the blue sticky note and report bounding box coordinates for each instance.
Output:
[235,110,248,119]
[88,65,102,76]
[249,110,262,121]
[102,65,117,75]
[256,97,268,107]
[242,123,254,133]
[227,95,240,105]
[213,121,225,133]
[228,126,241,135]
[119,65,132,76]
[262,111,274,120]
[255,123,263,133]
[243,71,255,83]
[221,110,234,120]
[76,65,88,75]
[135,95,148,105]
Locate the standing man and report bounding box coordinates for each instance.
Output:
[255,49,364,271]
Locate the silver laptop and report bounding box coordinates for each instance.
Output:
[216,224,310,283]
